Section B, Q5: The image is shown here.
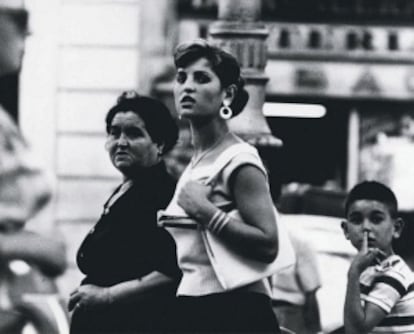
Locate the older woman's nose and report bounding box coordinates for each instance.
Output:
[117,133,128,146]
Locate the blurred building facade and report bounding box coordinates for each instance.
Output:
[16,0,414,298]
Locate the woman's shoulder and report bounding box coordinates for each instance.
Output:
[219,134,259,157]
[217,137,267,182]
[222,137,263,167]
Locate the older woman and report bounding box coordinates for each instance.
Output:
[68,91,181,333]
[161,39,281,333]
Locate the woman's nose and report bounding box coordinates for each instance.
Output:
[117,133,128,146]
[182,79,195,92]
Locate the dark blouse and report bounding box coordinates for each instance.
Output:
[76,162,180,286]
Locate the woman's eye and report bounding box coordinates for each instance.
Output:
[194,73,210,84]
[108,128,120,137]
[125,128,144,138]
[176,72,186,84]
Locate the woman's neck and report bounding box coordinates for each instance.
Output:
[122,162,161,182]
[190,119,229,152]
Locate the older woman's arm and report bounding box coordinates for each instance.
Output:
[68,271,175,312]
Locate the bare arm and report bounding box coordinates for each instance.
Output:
[344,265,387,334]
[178,165,278,263]
[219,165,278,262]
[303,291,322,334]
[68,271,175,312]
[0,230,67,277]
[344,235,387,334]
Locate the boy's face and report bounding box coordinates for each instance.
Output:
[342,199,403,255]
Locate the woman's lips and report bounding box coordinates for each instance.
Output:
[115,152,129,159]
[180,96,195,107]
[180,95,195,103]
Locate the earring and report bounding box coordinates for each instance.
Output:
[219,102,233,120]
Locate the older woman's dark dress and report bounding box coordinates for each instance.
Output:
[70,162,180,333]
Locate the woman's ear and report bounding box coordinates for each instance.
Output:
[156,143,165,156]
[223,84,237,106]
[341,221,350,240]
[393,217,405,239]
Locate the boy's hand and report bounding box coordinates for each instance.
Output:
[349,231,381,275]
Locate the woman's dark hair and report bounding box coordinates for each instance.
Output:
[105,91,178,154]
[173,39,249,117]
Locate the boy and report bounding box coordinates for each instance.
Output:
[342,181,414,333]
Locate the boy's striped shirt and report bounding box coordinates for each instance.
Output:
[360,254,414,333]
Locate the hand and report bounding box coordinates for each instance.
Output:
[350,231,382,275]
[68,284,113,313]
[177,181,212,218]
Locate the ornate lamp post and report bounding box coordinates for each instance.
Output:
[209,0,282,148]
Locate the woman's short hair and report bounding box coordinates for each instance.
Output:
[173,39,249,117]
[105,91,178,154]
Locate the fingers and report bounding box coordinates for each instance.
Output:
[362,231,368,253]
[68,287,83,311]
[72,301,85,313]
[68,293,80,311]
[364,248,383,266]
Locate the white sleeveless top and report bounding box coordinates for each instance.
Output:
[164,140,272,297]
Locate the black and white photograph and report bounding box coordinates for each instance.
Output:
[1,0,414,333]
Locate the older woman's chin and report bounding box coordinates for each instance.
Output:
[112,160,131,172]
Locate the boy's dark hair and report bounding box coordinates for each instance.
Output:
[344,181,399,218]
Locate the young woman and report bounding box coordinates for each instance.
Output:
[163,39,281,333]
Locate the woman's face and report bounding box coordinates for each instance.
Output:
[106,111,160,176]
[174,57,226,121]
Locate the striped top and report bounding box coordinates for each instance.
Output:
[360,254,414,333]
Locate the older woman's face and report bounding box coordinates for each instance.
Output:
[106,111,160,176]
[174,57,226,120]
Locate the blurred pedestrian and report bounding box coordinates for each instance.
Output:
[272,232,322,334]
[0,0,67,332]
[69,91,181,333]
[159,39,281,333]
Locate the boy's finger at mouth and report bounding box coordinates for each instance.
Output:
[362,231,369,251]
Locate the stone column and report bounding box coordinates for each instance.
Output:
[209,0,282,147]
[139,0,177,94]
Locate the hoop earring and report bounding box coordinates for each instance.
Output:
[219,104,233,120]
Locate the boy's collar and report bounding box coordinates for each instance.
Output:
[374,254,400,272]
